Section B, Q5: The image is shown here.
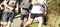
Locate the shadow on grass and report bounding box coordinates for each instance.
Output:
[43,15,48,25]
[59,24,60,27]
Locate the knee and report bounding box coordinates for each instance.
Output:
[1,22,7,26]
[28,19,33,24]
[38,17,43,22]
[24,18,28,22]
[20,20,24,24]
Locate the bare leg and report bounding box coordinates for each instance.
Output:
[24,18,33,27]
[24,18,28,24]
[38,17,43,27]
[6,21,11,27]
[1,22,8,27]
[20,20,23,27]
[0,24,3,27]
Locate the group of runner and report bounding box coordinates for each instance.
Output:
[0,0,46,27]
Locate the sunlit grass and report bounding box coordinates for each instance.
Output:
[29,23,49,27]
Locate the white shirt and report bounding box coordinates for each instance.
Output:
[31,5,43,14]
[31,0,44,14]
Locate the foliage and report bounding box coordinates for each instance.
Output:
[47,0,60,27]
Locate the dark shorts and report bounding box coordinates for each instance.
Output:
[30,13,43,19]
[21,14,29,20]
[2,12,14,22]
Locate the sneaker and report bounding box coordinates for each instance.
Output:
[22,25,25,27]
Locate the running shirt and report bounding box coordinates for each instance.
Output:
[31,5,43,14]
[21,0,31,14]
[22,0,31,8]
[31,0,44,14]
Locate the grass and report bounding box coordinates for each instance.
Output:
[29,23,49,27]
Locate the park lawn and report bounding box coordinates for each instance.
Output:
[29,23,49,27]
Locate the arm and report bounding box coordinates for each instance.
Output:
[3,0,13,9]
[32,0,40,5]
[19,0,25,8]
[0,2,4,9]
[0,4,1,8]
[19,2,24,8]
[0,1,3,8]
[0,4,3,9]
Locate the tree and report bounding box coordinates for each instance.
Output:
[47,0,60,27]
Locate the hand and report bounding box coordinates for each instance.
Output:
[8,7,14,11]
[10,7,14,11]
[19,5,24,8]
[0,7,3,9]
[0,4,1,8]
[29,10,31,12]
[8,7,14,12]
[0,5,3,9]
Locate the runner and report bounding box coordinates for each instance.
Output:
[19,0,31,27]
[0,0,17,27]
[24,0,45,27]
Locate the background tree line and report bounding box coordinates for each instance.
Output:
[47,0,60,27]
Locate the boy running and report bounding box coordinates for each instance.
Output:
[19,0,31,27]
[23,0,45,27]
[1,0,17,27]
